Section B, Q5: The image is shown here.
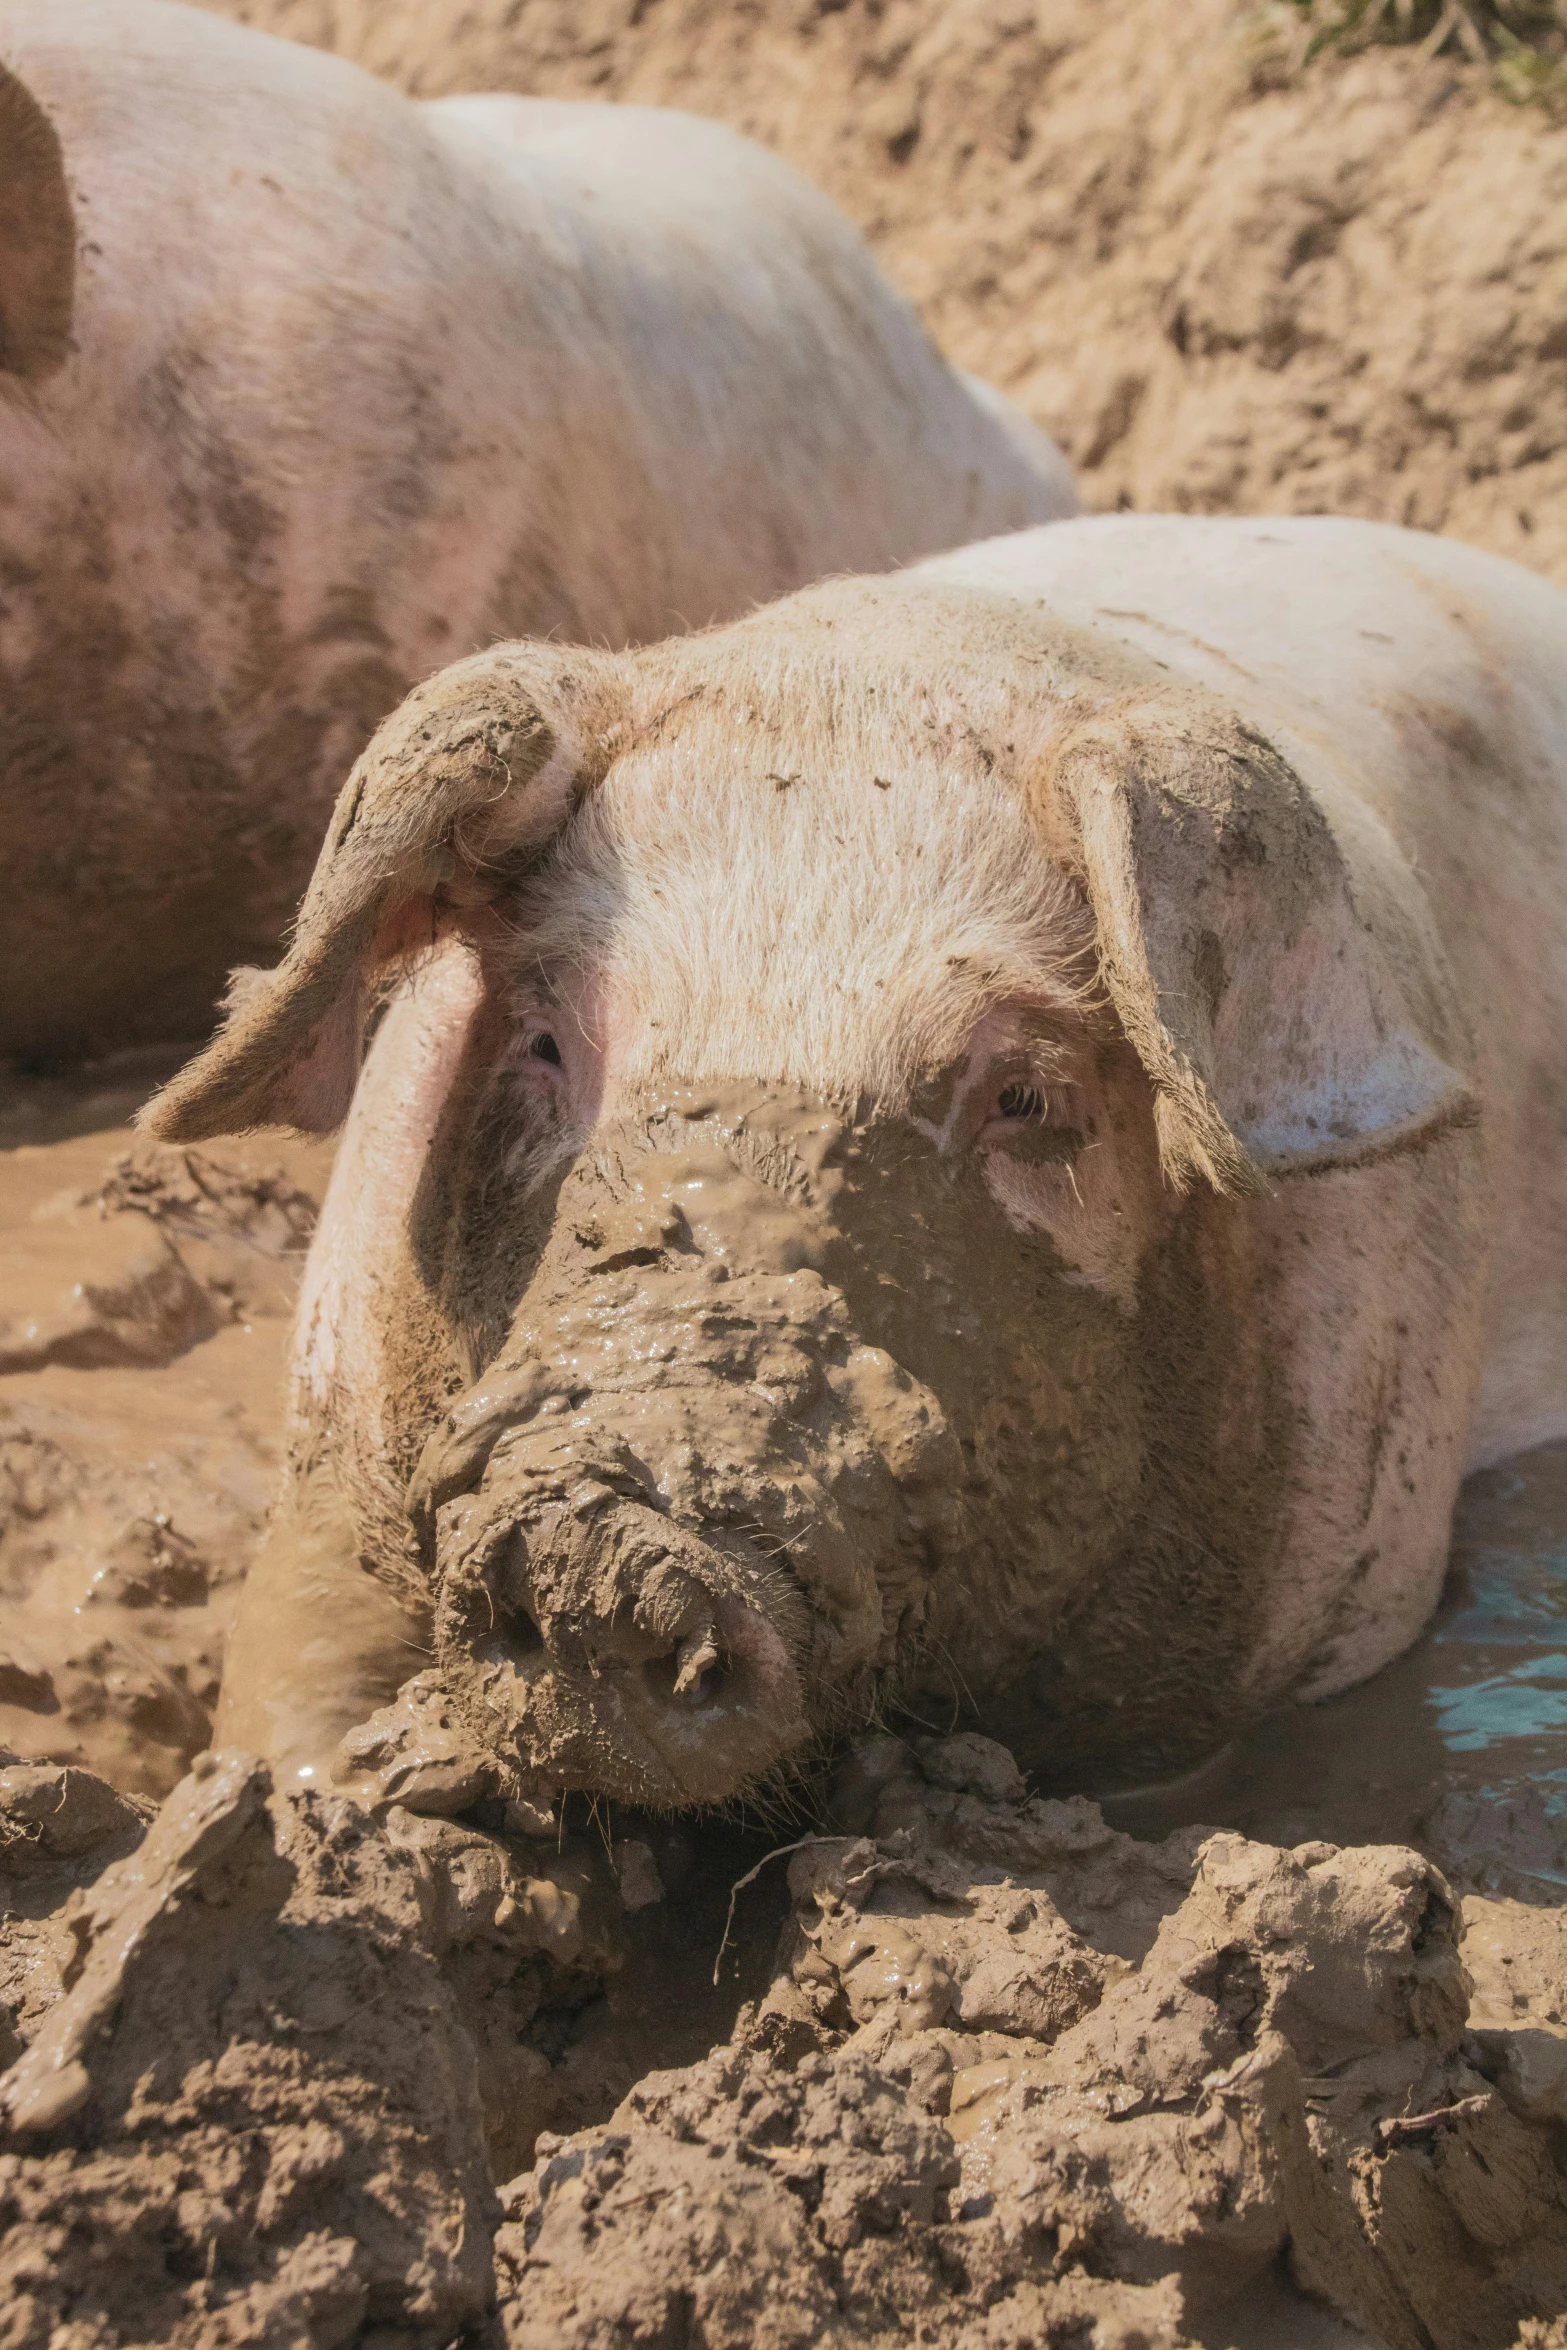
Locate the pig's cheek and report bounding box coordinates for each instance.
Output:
[982,1151,1141,1309]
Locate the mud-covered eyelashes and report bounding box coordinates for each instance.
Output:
[979,1074,1078,1144]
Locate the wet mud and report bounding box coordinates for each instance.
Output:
[5,1728,1565,2347]
[508,1737,1567,2350]
[0,1073,333,1796]
[1,1091,1565,2344]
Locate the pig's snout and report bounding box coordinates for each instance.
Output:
[407,1121,965,1808]
[434,1472,811,1807]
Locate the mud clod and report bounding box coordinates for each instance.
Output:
[0,1755,497,2343]
[487,1737,1567,2348]
[0,1751,624,2346]
[3,1727,1566,2346]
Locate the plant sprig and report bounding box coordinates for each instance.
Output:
[1261,0,1567,112]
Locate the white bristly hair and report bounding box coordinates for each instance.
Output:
[499,612,1097,1103]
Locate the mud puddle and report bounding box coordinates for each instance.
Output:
[0,1064,334,1794]
[1102,1444,1567,1905]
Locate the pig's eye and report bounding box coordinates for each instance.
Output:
[529,1031,563,1068]
[978,1076,1077,1151]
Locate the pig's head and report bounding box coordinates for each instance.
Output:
[146,579,1473,1804]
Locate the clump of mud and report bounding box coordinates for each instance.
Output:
[505,1734,1567,2347]
[6,1731,1565,2348]
[0,1749,623,2343]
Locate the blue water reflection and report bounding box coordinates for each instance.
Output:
[1430,1662,1567,1751]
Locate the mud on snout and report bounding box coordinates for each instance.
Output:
[395,1164,964,1813]
[429,1430,812,1810]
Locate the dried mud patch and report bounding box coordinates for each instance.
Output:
[3,1734,1564,2349]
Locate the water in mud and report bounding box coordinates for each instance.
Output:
[1103,1443,1567,1903]
[0,1066,335,1795]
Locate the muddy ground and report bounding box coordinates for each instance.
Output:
[2,1100,1567,2345]
[7,4,1567,2342]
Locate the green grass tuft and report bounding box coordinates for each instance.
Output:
[1269,0,1567,112]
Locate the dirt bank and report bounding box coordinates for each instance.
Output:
[194,0,1567,592]
[5,1729,1565,2346]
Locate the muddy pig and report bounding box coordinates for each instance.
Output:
[0,0,1073,1067]
[144,513,1567,1809]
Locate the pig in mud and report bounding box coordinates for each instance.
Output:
[147,513,1567,1809]
[0,0,1072,1067]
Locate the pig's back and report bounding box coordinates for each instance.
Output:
[0,0,1075,1061]
[923,513,1567,1463]
[0,0,547,1055]
[418,90,1078,619]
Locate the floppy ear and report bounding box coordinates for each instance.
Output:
[1037,692,1476,1194]
[140,645,622,1141]
[0,60,75,378]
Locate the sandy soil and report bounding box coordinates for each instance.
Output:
[197,0,1567,591]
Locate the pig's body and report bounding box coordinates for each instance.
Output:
[0,0,1072,1064]
[148,516,1567,1807]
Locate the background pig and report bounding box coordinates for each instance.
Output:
[0,0,1073,1067]
[144,513,1567,1810]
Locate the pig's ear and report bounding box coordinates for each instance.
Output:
[0,61,75,378]
[140,646,623,1140]
[1039,694,1475,1194]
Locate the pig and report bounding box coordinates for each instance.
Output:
[0,0,1073,1068]
[142,512,1567,1811]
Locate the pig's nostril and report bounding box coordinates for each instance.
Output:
[499,1599,545,1659]
[641,1622,727,1710]
[674,1660,725,1708]
[673,1624,723,1705]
